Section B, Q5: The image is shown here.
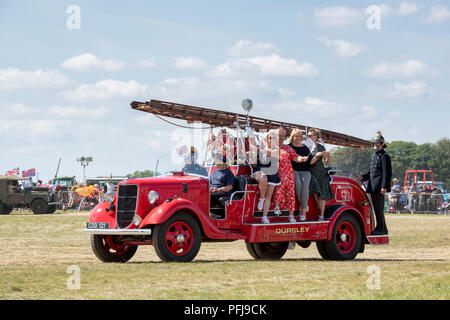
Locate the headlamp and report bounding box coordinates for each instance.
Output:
[148,190,159,204]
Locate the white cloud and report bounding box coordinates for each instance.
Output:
[173,57,207,70]
[380,2,419,16]
[9,103,41,115]
[364,60,432,78]
[318,38,363,58]
[314,6,364,27]
[244,54,319,77]
[388,81,433,99]
[228,40,277,57]
[425,5,450,23]
[61,53,126,71]
[65,79,147,101]
[0,68,67,90]
[49,105,108,118]
[397,2,419,15]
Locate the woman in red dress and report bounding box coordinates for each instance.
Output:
[273,128,308,223]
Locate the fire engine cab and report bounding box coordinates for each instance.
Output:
[85,100,389,262]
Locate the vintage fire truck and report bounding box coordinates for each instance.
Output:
[85,100,389,262]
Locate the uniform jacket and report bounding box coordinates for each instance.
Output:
[362,149,392,193]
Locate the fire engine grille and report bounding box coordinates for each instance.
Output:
[116,184,138,228]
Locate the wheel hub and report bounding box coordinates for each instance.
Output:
[340,233,347,242]
[176,234,185,243]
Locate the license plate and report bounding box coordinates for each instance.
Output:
[86,222,110,229]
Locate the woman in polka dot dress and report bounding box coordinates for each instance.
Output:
[308,128,335,221]
[273,128,308,223]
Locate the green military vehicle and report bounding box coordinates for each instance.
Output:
[0,175,60,214]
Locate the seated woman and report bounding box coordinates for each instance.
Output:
[209,154,235,207]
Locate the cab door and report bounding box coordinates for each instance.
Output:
[6,181,25,205]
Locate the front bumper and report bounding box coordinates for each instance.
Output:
[84,228,152,236]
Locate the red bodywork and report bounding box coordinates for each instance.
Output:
[86,165,388,248]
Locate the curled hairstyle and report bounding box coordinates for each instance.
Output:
[289,128,303,144]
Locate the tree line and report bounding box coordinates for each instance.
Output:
[329,138,450,190]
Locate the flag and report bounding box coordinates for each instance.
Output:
[22,168,36,177]
[6,168,20,176]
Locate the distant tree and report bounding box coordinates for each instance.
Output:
[330,139,450,190]
[329,146,372,175]
[126,170,159,178]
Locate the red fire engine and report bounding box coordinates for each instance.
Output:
[85,100,388,262]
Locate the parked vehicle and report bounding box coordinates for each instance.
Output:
[0,175,60,214]
[85,99,387,262]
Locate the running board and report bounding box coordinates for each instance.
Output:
[366,235,389,245]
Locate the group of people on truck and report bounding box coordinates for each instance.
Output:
[183,127,391,235]
[194,126,336,224]
[250,127,334,224]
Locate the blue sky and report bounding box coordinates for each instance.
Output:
[1,1,449,181]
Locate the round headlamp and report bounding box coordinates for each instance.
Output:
[132,215,141,227]
[148,190,159,204]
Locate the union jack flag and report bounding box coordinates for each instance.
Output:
[6,168,20,176]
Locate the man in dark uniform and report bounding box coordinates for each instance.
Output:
[357,131,392,235]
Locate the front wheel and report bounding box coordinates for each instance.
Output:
[152,212,201,262]
[320,213,362,260]
[90,235,137,263]
[31,199,48,215]
[246,242,289,260]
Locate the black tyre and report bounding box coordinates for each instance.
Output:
[315,241,331,260]
[90,235,137,263]
[152,212,201,262]
[249,242,289,260]
[0,202,12,215]
[321,213,362,261]
[31,199,48,215]
[245,243,260,260]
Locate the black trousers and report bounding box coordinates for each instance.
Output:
[369,192,388,234]
[210,191,231,207]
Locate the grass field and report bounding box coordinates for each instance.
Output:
[0,211,449,300]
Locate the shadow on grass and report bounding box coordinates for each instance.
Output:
[125,257,448,264]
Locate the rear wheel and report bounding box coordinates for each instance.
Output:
[31,199,48,215]
[152,212,201,262]
[0,203,12,215]
[90,235,137,263]
[247,242,289,260]
[321,213,362,260]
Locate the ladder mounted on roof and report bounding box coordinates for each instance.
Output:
[131,99,372,148]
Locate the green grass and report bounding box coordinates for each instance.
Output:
[0,211,449,299]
